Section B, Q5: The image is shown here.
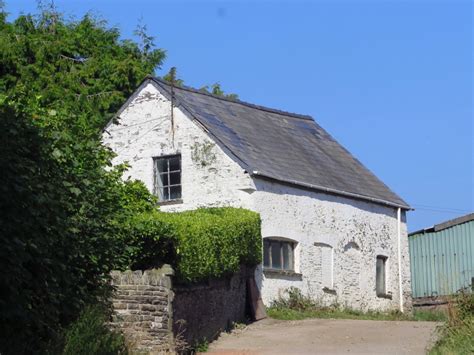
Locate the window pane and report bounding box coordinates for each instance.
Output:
[283,243,292,270]
[169,172,181,186]
[263,241,270,268]
[376,257,385,295]
[156,158,167,173]
[156,187,164,201]
[160,172,169,186]
[163,187,170,201]
[156,171,164,188]
[271,242,281,269]
[154,155,182,201]
[170,185,181,200]
[288,244,294,270]
[169,156,180,171]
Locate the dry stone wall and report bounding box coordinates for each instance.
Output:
[110,266,250,353]
[172,266,252,346]
[110,267,174,353]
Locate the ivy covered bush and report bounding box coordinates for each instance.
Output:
[0,4,165,353]
[123,208,262,282]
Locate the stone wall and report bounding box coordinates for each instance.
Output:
[110,267,174,353]
[172,266,251,346]
[110,266,251,353]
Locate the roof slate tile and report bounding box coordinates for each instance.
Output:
[149,78,409,209]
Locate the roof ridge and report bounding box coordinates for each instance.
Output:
[151,76,315,121]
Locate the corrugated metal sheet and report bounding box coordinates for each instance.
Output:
[409,219,474,298]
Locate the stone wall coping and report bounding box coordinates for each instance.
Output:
[111,265,174,286]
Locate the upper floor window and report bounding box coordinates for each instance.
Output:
[154,154,181,202]
[263,238,295,271]
[376,255,387,296]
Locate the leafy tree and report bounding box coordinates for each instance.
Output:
[0,3,243,353]
[0,4,164,353]
[0,104,73,354]
[0,3,165,131]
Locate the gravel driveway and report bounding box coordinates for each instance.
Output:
[207,318,440,354]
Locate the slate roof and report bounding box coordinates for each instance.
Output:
[125,77,410,209]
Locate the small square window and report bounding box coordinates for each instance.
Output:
[263,239,295,271]
[376,256,387,296]
[154,154,182,202]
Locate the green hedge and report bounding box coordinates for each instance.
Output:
[123,208,262,282]
[122,210,178,271]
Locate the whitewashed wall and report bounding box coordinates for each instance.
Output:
[103,82,412,312]
[250,180,412,312]
[103,83,255,212]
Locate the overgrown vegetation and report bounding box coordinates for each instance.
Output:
[0,3,255,354]
[62,306,128,355]
[267,287,447,322]
[430,288,474,354]
[193,338,209,353]
[0,3,166,352]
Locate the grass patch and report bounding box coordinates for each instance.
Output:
[268,306,446,322]
[412,309,447,322]
[267,287,447,322]
[430,318,473,355]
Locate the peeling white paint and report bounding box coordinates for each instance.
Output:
[103,83,412,312]
[251,179,411,311]
[103,84,253,212]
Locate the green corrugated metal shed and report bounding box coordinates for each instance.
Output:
[408,213,474,298]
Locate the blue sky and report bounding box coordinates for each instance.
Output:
[6,1,473,231]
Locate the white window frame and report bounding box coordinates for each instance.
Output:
[153,154,182,202]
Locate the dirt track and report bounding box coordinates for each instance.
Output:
[207,318,440,354]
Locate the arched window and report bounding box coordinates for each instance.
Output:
[263,238,296,271]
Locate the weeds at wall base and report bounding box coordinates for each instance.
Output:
[267,287,447,322]
[267,306,446,322]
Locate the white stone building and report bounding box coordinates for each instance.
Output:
[103,77,412,312]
